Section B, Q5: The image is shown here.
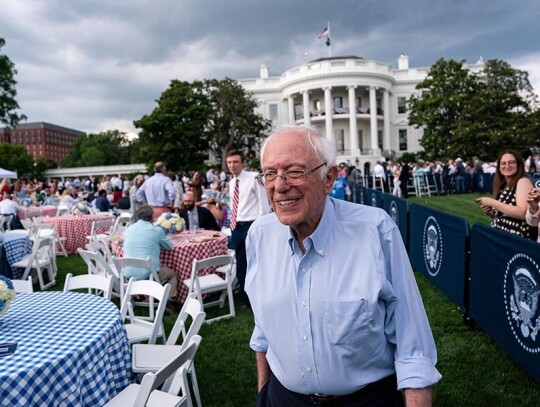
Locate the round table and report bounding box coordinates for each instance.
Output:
[42,214,115,254]
[0,291,132,406]
[113,229,229,302]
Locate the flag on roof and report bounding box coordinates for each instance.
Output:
[318,26,329,38]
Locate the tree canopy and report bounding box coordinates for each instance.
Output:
[134,78,269,172]
[0,143,34,177]
[0,38,26,127]
[61,130,135,167]
[408,58,539,161]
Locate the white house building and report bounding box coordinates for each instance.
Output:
[238,54,484,171]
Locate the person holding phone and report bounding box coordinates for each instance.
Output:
[476,149,537,240]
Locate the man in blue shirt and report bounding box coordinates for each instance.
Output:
[136,161,176,221]
[246,125,441,406]
[123,204,177,300]
[95,189,112,212]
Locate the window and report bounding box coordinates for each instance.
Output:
[378,130,383,149]
[399,129,408,151]
[333,96,343,109]
[356,97,362,108]
[294,103,302,120]
[358,129,363,150]
[313,99,321,111]
[398,97,406,114]
[335,129,345,152]
[269,104,278,120]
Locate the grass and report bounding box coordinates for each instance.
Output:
[51,192,540,406]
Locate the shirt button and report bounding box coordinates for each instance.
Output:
[303,335,309,341]
[301,301,306,308]
[319,250,324,255]
[306,367,313,373]
[302,268,307,273]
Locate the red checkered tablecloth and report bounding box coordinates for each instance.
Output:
[112,229,228,302]
[17,205,58,219]
[42,214,115,254]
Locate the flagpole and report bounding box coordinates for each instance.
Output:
[328,21,332,58]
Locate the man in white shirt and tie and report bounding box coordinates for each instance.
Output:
[226,149,270,306]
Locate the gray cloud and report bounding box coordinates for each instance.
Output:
[1,0,539,135]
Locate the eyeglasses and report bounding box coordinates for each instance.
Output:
[500,160,517,167]
[256,162,327,187]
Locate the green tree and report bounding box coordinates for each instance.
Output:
[61,130,133,167]
[133,80,212,172]
[408,58,538,160]
[32,157,57,179]
[0,38,26,126]
[0,143,34,176]
[203,78,270,168]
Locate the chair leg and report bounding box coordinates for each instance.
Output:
[56,237,68,257]
[190,364,202,407]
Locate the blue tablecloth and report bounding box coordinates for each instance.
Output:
[0,291,132,406]
[0,237,33,279]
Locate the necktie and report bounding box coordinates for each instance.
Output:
[230,178,239,230]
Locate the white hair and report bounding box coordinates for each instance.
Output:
[260,125,337,179]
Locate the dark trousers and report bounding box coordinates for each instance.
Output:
[229,222,252,305]
[257,373,404,407]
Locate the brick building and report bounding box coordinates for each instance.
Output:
[0,122,84,163]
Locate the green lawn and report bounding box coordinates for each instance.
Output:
[52,193,540,406]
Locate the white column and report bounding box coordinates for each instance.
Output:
[383,89,391,152]
[323,87,333,142]
[302,91,311,126]
[288,95,295,124]
[369,86,379,155]
[347,85,360,156]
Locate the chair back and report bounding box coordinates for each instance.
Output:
[78,248,123,298]
[56,207,69,216]
[167,293,206,347]
[111,213,132,236]
[113,256,160,283]
[11,277,33,293]
[189,254,234,293]
[134,335,202,407]
[120,278,171,344]
[89,220,114,241]
[64,272,113,300]
[24,211,42,219]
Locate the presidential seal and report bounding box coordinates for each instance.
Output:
[504,253,540,353]
[423,216,443,276]
[389,201,399,225]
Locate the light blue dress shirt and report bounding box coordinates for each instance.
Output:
[246,197,441,395]
[123,220,172,279]
[136,173,176,207]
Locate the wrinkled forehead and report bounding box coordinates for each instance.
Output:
[262,132,318,168]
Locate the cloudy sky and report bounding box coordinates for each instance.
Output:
[1,0,539,136]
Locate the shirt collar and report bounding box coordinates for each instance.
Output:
[286,196,334,257]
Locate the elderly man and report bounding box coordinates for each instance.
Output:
[0,194,23,230]
[178,192,219,231]
[246,125,441,407]
[136,161,176,221]
[123,204,177,300]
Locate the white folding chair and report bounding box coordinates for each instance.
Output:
[24,211,42,219]
[120,278,170,345]
[183,254,235,323]
[56,206,69,216]
[64,272,113,300]
[12,236,56,290]
[104,335,202,407]
[86,219,115,244]
[132,293,206,407]
[113,256,162,320]
[10,277,33,293]
[78,248,123,300]
[111,212,132,236]
[34,223,68,257]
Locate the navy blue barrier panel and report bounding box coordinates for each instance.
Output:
[363,188,384,208]
[469,224,540,382]
[382,194,409,249]
[409,203,469,309]
[352,182,364,204]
